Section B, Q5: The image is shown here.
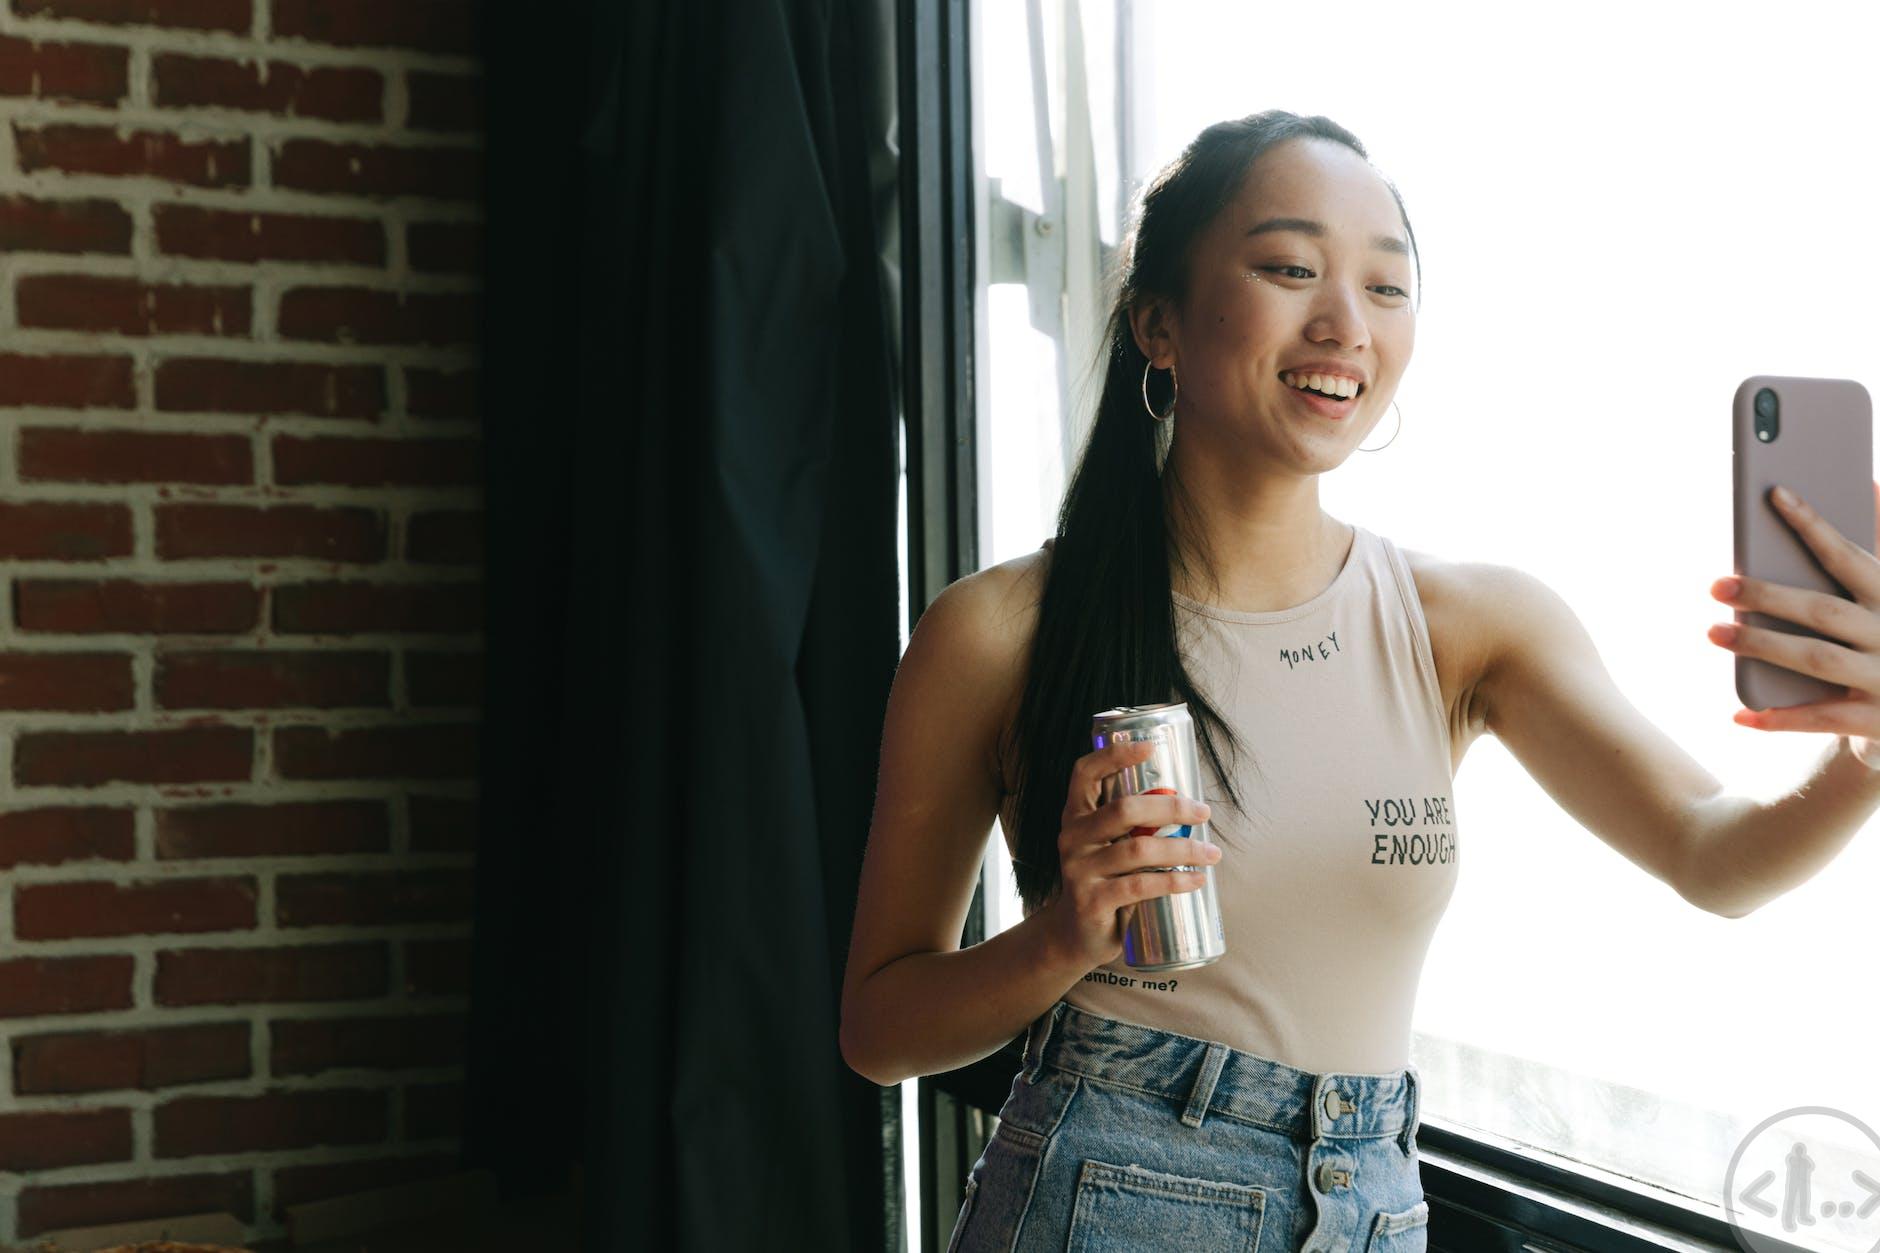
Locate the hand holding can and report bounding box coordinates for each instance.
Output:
[1038,738,1220,973]
[1089,703,1229,970]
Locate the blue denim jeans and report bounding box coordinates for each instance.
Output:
[946,1000,1428,1252]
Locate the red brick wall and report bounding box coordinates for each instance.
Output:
[0,1,484,1244]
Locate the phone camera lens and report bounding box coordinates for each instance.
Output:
[1752,387,1781,442]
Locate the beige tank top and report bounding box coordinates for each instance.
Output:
[1054,522,1460,1075]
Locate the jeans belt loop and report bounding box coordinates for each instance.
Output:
[1399,1064,1421,1155]
[1181,1042,1230,1129]
[1022,1001,1060,1084]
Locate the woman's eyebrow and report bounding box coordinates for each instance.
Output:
[1245,216,1408,256]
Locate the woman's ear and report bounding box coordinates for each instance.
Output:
[1129,298,1176,368]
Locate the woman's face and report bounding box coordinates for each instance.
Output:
[1136,137,1417,465]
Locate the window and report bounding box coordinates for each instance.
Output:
[971,2,1880,1250]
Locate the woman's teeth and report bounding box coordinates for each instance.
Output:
[1280,371,1362,400]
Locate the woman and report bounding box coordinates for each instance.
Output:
[839,108,1880,1252]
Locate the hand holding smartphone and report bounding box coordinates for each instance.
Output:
[1731,374,1874,711]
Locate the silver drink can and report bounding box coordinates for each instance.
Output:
[1090,702,1227,971]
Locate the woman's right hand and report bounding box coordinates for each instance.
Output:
[1039,739,1220,973]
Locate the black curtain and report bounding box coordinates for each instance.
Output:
[467,1,904,1249]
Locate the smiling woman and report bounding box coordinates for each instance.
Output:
[840,108,1443,1253]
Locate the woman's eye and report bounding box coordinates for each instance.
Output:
[1261,266,1409,299]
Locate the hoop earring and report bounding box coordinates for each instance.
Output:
[1358,399,1402,452]
[1142,359,1177,422]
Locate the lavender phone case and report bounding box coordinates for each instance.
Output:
[1732,374,1874,711]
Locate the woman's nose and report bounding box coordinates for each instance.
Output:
[1309,288,1369,346]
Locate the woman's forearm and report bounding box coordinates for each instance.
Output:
[1684,733,1880,917]
[841,904,1091,1087]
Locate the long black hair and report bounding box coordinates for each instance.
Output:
[997,110,1423,917]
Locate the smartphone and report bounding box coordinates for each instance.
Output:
[1732,374,1874,711]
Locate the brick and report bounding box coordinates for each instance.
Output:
[272,579,480,633]
[0,33,128,105]
[0,954,133,1018]
[15,578,260,633]
[157,798,389,859]
[273,722,478,781]
[156,648,390,709]
[0,806,135,868]
[271,1152,455,1219]
[15,122,249,188]
[16,876,257,939]
[0,194,132,253]
[156,355,384,418]
[271,1010,466,1075]
[155,942,388,1006]
[272,0,475,54]
[0,1108,131,1171]
[404,366,474,419]
[19,428,252,484]
[0,351,134,408]
[405,509,480,564]
[277,868,473,927]
[153,52,381,122]
[272,137,479,201]
[406,220,481,274]
[406,649,480,708]
[14,724,252,787]
[273,435,479,486]
[156,503,386,562]
[0,502,131,559]
[405,71,479,132]
[17,1169,253,1240]
[156,1088,386,1156]
[278,285,477,346]
[14,1021,250,1093]
[154,202,384,265]
[407,793,474,853]
[17,273,250,336]
[0,650,132,710]
[12,0,251,33]
[401,938,467,997]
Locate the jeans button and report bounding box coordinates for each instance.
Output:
[1323,1087,1343,1121]
[1315,1162,1352,1192]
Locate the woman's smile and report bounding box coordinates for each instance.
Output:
[1280,376,1361,419]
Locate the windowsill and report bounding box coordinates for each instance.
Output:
[1418,1115,1781,1253]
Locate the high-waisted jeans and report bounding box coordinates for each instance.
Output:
[946,1000,1428,1252]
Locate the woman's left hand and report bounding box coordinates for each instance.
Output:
[1707,480,1880,768]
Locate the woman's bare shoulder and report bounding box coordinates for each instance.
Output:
[1394,543,1496,743]
[935,545,1049,678]
[934,544,1051,794]
[979,542,1051,630]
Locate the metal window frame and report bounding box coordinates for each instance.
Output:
[901,0,978,626]
[896,0,986,1246]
